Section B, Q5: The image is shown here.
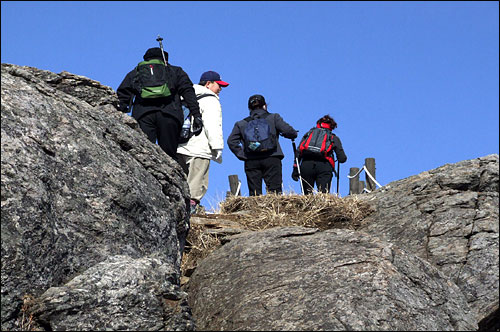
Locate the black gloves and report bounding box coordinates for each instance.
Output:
[192,114,203,136]
[291,164,299,182]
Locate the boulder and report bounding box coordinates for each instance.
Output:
[1,63,193,330]
[187,227,478,331]
[357,154,499,328]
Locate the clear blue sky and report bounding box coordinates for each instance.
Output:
[2,1,499,210]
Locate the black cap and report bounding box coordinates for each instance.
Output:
[143,47,169,61]
[248,94,266,109]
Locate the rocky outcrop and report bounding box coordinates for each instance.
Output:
[1,63,192,330]
[357,154,499,328]
[187,227,478,331]
[187,155,498,331]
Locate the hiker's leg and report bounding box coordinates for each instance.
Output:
[156,112,181,161]
[186,157,211,202]
[316,161,333,193]
[176,153,190,175]
[299,160,316,194]
[245,160,263,196]
[262,157,282,194]
[137,111,158,144]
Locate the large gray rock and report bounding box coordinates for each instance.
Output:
[357,154,499,328]
[187,227,478,331]
[1,63,192,330]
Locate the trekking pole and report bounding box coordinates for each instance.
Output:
[156,35,168,65]
[336,161,340,195]
[291,139,304,195]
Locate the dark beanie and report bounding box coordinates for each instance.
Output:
[143,47,169,61]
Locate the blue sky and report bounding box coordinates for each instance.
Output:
[2,1,499,210]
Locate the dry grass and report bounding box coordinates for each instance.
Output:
[219,192,370,231]
[181,193,372,277]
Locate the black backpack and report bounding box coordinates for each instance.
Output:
[133,59,171,99]
[242,113,277,154]
[298,127,335,159]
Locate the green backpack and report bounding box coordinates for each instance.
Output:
[134,59,171,99]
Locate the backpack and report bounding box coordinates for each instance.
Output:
[298,127,335,160]
[134,59,171,99]
[178,93,216,144]
[242,114,277,154]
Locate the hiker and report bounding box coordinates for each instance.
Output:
[177,70,229,214]
[227,94,298,196]
[292,114,347,194]
[116,47,203,163]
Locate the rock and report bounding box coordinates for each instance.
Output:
[1,63,192,330]
[357,154,499,326]
[187,227,478,331]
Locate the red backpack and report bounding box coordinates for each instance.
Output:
[298,124,336,167]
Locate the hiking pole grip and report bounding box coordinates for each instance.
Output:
[156,35,168,65]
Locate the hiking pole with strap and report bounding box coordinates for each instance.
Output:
[156,35,168,65]
[291,139,304,195]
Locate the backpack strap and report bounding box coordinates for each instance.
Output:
[196,93,216,101]
[245,112,270,122]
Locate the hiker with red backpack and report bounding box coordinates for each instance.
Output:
[292,115,347,194]
[227,94,298,196]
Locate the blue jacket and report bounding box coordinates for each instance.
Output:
[227,108,297,160]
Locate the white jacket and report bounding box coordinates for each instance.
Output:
[177,84,224,160]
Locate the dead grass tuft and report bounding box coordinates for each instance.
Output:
[181,193,372,279]
[219,192,371,231]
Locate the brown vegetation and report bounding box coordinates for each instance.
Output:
[181,193,372,281]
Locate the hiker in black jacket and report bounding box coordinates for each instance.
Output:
[227,94,297,196]
[292,114,347,194]
[116,47,203,162]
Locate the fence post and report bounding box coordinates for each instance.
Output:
[365,158,376,192]
[228,175,241,196]
[359,180,365,194]
[349,167,360,195]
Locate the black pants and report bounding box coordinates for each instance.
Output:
[244,157,282,196]
[137,111,181,161]
[299,159,333,194]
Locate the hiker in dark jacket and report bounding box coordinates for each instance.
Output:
[116,47,203,162]
[227,94,297,196]
[292,114,347,194]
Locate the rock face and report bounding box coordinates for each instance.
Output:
[187,155,498,331]
[1,63,193,330]
[357,154,499,327]
[187,227,478,331]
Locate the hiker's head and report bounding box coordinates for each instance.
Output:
[199,71,229,95]
[248,94,266,111]
[316,115,338,130]
[143,47,169,62]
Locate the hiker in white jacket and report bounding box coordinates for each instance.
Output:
[177,71,229,214]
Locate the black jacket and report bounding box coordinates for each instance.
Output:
[116,60,200,125]
[227,108,297,160]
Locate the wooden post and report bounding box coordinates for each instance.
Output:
[349,167,360,195]
[228,175,241,196]
[365,158,376,192]
[359,180,365,194]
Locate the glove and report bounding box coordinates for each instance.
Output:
[291,164,299,182]
[192,114,203,136]
[116,101,128,113]
[212,149,223,164]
